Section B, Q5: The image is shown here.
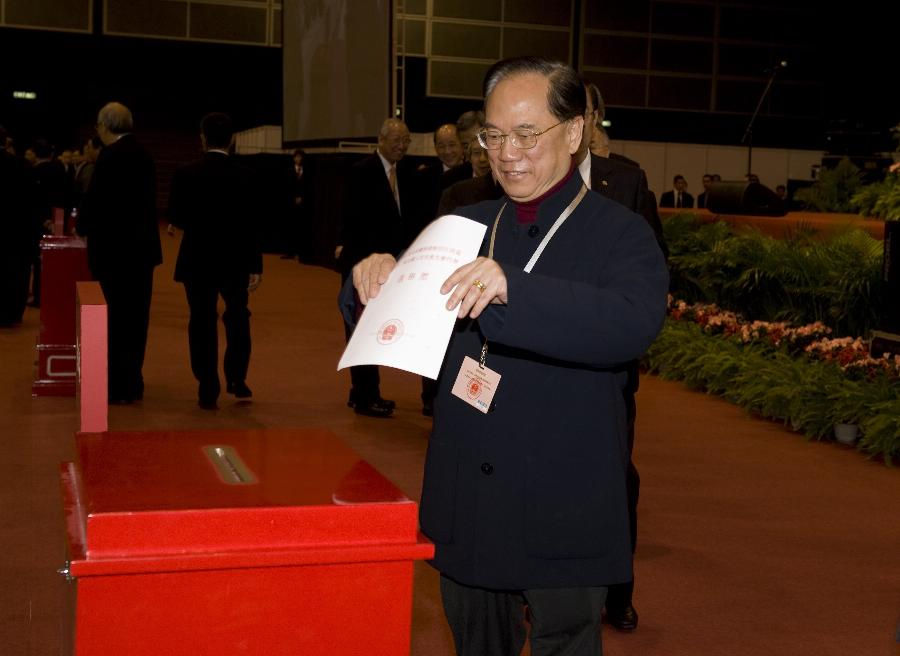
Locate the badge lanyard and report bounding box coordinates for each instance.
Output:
[480,183,588,364]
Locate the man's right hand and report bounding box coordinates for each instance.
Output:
[352,253,396,305]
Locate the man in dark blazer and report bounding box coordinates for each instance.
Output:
[336,118,418,418]
[167,113,262,410]
[415,123,466,241]
[26,139,66,306]
[659,174,694,208]
[0,125,32,325]
[78,102,161,404]
[578,81,669,633]
[351,56,668,655]
[696,173,714,209]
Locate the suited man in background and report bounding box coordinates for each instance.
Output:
[575,80,666,633]
[0,125,33,325]
[168,113,262,410]
[78,102,162,404]
[336,118,418,417]
[696,174,714,209]
[579,82,666,256]
[416,123,466,238]
[659,174,694,208]
[27,138,66,306]
[438,110,485,192]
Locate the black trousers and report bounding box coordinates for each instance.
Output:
[98,267,154,400]
[440,575,607,656]
[606,374,640,610]
[0,251,31,324]
[340,271,381,403]
[184,279,251,397]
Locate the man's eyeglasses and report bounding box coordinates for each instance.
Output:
[477,121,565,150]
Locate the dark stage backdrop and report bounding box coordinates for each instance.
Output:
[282,0,391,143]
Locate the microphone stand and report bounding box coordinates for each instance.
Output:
[741,64,782,176]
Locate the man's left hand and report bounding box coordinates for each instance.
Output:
[441,257,508,319]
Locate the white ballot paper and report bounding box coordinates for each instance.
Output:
[338,214,487,379]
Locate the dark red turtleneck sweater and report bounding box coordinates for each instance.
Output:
[513,157,577,224]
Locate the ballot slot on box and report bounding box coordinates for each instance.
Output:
[60,428,433,655]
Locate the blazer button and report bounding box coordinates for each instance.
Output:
[481,462,494,475]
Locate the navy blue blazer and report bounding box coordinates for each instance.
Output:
[419,170,669,589]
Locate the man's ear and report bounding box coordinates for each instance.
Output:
[567,116,584,155]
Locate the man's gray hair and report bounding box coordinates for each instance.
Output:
[482,57,586,122]
[97,102,134,134]
[456,110,485,134]
[379,118,407,136]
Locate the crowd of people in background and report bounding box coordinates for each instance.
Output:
[0,125,104,325]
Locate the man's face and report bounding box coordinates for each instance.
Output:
[293,153,303,169]
[24,148,36,165]
[378,123,410,164]
[702,175,713,190]
[457,126,479,161]
[434,126,463,169]
[484,73,582,203]
[60,150,73,166]
[469,140,492,177]
[674,178,687,192]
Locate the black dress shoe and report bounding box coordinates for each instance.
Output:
[108,396,135,405]
[198,398,218,410]
[348,396,395,410]
[351,399,393,418]
[606,604,639,632]
[226,381,252,398]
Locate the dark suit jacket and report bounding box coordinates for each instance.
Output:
[609,152,641,169]
[78,134,162,278]
[29,160,66,226]
[168,152,262,284]
[697,191,708,209]
[589,154,667,257]
[437,174,504,217]
[419,170,669,589]
[659,189,694,209]
[337,153,418,275]
[0,151,31,249]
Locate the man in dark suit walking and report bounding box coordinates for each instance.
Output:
[78,102,162,404]
[336,118,417,417]
[659,174,694,208]
[167,113,262,409]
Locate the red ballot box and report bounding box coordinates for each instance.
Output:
[33,235,92,396]
[60,428,434,655]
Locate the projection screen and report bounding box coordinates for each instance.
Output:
[282,0,392,143]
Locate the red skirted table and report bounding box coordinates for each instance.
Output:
[33,235,92,396]
[59,428,433,655]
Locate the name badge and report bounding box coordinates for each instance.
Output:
[450,356,501,414]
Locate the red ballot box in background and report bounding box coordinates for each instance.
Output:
[33,236,92,396]
[60,428,434,655]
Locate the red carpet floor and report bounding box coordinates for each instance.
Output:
[1,229,898,655]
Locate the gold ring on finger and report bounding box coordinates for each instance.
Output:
[472,279,486,293]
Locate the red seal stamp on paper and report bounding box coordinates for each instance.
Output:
[467,379,482,399]
[377,319,404,345]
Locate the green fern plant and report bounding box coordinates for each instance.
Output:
[794,157,865,212]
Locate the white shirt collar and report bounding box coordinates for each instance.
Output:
[376,150,394,177]
[208,149,229,155]
[578,153,592,190]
